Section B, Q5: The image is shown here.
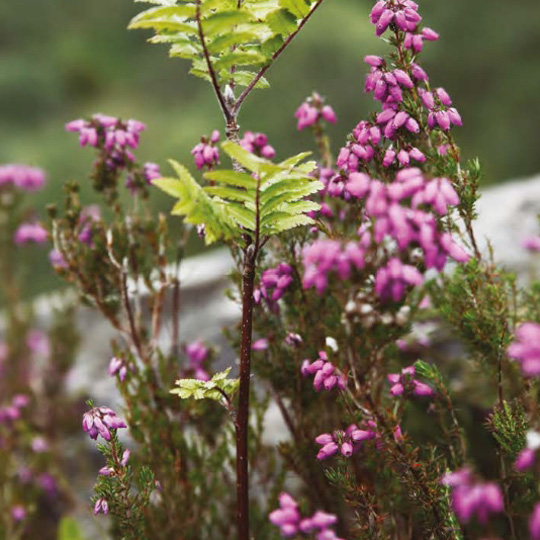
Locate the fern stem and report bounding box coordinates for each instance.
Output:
[233,0,327,114]
[235,245,257,540]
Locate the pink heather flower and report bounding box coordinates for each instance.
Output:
[185,341,210,381]
[530,503,540,540]
[270,494,345,540]
[0,164,46,191]
[37,473,57,496]
[302,240,365,294]
[252,338,269,351]
[94,497,109,516]
[301,351,347,392]
[295,93,337,130]
[191,133,220,170]
[256,263,293,306]
[14,223,48,245]
[523,235,540,252]
[109,357,128,382]
[12,394,30,409]
[240,131,276,159]
[82,406,127,441]
[387,365,434,397]
[346,172,371,198]
[375,258,423,302]
[11,505,26,522]
[143,162,161,183]
[442,468,504,524]
[370,1,421,37]
[315,424,376,460]
[507,322,540,376]
[121,448,131,466]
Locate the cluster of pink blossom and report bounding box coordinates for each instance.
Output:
[254,263,293,307]
[82,406,127,441]
[302,240,365,294]
[185,341,210,381]
[14,223,48,245]
[0,394,30,424]
[441,468,504,524]
[375,257,423,302]
[370,0,421,37]
[0,164,46,191]
[269,493,346,540]
[507,322,540,377]
[125,161,161,193]
[387,365,434,397]
[240,131,276,158]
[66,114,145,152]
[315,423,376,460]
[301,351,347,392]
[191,130,220,170]
[295,93,337,131]
[419,88,462,131]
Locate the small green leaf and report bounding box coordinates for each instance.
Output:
[204,170,258,189]
[279,0,310,18]
[204,185,255,203]
[266,8,297,36]
[202,10,255,36]
[171,368,239,401]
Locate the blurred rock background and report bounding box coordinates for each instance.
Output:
[1,0,540,297]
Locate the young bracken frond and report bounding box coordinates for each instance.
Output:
[152,142,322,245]
[129,0,320,89]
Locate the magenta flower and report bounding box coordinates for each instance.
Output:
[301,351,347,392]
[315,424,376,460]
[14,223,48,245]
[441,468,504,524]
[0,164,46,191]
[185,340,210,381]
[93,497,109,516]
[82,406,127,441]
[252,338,269,351]
[109,357,129,382]
[375,257,423,302]
[191,132,220,170]
[530,503,540,540]
[387,366,434,397]
[49,249,68,269]
[507,322,540,376]
[255,263,293,308]
[295,93,337,130]
[240,131,276,158]
[302,240,365,294]
[269,493,345,539]
[143,162,161,183]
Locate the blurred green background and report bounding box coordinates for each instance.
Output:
[1,0,540,295]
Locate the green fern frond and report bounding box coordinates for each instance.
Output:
[153,143,323,245]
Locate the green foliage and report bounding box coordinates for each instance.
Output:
[171,367,240,400]
[427,258,516,369]
[486,400,528,459]
[129,0,319,88]
[154,142,322,244]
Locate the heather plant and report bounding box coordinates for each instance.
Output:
[3,0,540,540]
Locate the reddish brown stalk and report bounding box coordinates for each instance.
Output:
[235,245,257,540]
